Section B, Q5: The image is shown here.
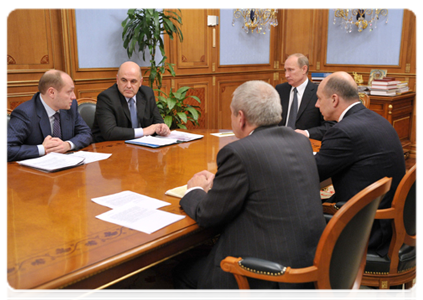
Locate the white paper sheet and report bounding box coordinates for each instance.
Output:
[92,190,170,210]
[17,152,85,172]
[96,204,185,234]
[69,151,112,164]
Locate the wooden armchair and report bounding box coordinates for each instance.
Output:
[362,165,416,289]
[359,93,370,108]
[77,98,97,129]
[221,177,392,289]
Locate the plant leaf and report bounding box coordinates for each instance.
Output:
[177,112,188,123]
[164,115,173,128]
[167,97,177,110]
[186,106,199,120]
[188,95,201,104]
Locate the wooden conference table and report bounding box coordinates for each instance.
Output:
[7,129,322,289]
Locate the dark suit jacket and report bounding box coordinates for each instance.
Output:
[315,103,405,256]
[180,125,326,289]
[275,81,334,140]
[7,93,92,162]
[92,84,164,142]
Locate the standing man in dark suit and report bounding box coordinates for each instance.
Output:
[8,70,92,162]
[315,71,405,257]
[91,61,170,142]
[173,80,326,289]
[276,53,334,140]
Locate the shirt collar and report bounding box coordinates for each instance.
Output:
[126,95,137,103]
[338,101,361,122]
[292,78,308,96]
[39,94,58,118]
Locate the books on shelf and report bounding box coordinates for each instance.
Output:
[311,73,332,82]
[370,90,398,96]
[371,77,401,86]
[125,130,203,148]
[370,77,409,96]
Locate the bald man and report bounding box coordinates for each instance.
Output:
[92,61,170,142]
[8,70,92,162]
[314,71,405,257]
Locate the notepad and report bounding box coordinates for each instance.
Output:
[165,185,188,198]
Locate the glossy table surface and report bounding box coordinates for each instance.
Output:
[7,129,321,289]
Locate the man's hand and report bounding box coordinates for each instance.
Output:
[42,135,71,154]
[187,170,215,192]
[143,123,170,136]
[155,123,170,136]
[295,129,309,138]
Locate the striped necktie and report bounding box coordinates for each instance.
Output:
[287,88,298,129]
[128,97,138,128]
[52,112,62,139]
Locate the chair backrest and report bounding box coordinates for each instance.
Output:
[379,165,416,273]
[314,177,392,289]
[359,93,370,108]
[77,98,97,129]
[4,108,12,128]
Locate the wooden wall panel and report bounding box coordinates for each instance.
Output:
[216,73,274,129]
[174,9,212,74]
[7,9,65,108]
[8,10,55,70]
[281,9,317,65]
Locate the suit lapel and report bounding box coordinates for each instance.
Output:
[281,84,291,124]
[136,89,146,124]
[296,81,315,120]
[60,109,72,140]
[35,95,52,137]
[116,84,132,124]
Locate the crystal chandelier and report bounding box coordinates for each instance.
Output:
[232,9,278,34]
[333,9,388,33]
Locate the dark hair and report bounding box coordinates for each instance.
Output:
[38,70,65,94]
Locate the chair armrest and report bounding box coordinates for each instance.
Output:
[239,257,286,275]
[374,208,395,219]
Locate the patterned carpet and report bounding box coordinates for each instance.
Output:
[85,255,420,300]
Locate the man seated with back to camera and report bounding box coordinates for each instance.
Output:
[314,71,406,258]
[172,80,326,289]
[91,61,170,142]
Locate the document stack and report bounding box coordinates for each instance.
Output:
[370,77,409,96]
[311,72,332,84]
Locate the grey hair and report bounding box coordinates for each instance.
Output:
[231,80,282,126]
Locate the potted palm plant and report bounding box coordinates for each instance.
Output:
[121,8,202,128]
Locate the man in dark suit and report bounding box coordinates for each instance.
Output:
[276,53,334,140]
[173,80,326,289]
[8,70,92,162]
[315,71,406,257]
[91,61,170,142]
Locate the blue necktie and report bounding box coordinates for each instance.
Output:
[128,98,138,128]
[52,112,62,139]
[287,88,298,129]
